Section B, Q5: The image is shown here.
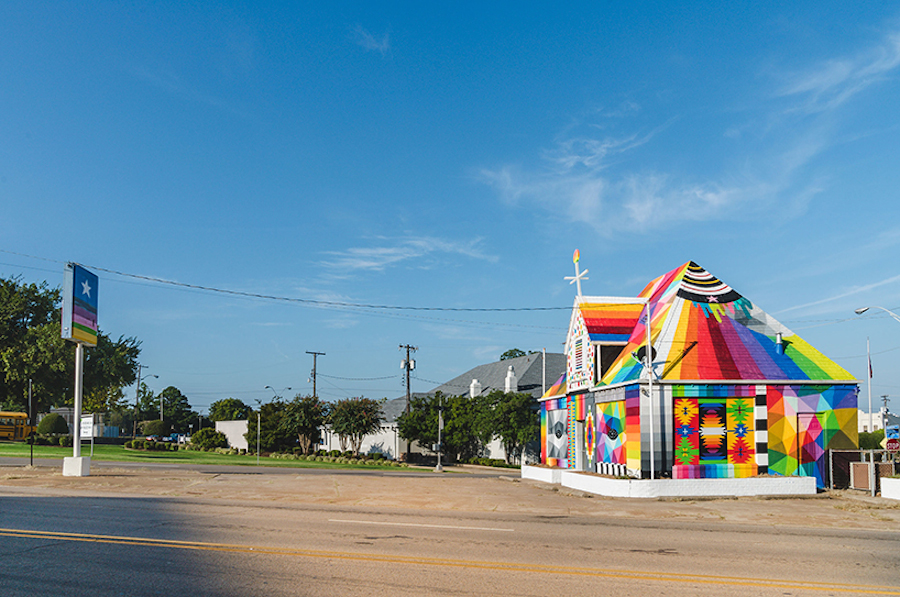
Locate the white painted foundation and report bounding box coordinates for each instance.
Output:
[62,456,91,477]
[522,465,817,498]
[881,477,900,501]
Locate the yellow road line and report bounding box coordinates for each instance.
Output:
[1,527,897,594]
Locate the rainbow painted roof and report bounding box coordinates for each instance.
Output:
[542,373,567,399]
[598,261,853,385]
[579,301,645,343]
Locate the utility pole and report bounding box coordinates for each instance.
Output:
[132,364,147,440]
[28,379,33,467]
[882,395,891,431]
[400,344,417,462]
[306,351,325,398]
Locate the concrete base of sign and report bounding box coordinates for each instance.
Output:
[521,465,817,498]
[62,456,91,477]
[882,477,900,501]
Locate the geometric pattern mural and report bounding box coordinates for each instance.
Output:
[566,310,596,392]
[545,406,569,467]
[597,400,626,465]
[766,385,857,487]
[597,261,855,387]
[672,395,757,478]
[542,260,859,487]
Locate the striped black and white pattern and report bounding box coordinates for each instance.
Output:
[755,385,769,475]
[597,462,628,477]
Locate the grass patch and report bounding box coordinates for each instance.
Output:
[0,442,403,470]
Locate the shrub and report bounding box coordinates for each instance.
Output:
[191,428,228,451]
[372,452,383,461]
[141,419,168,437]
[59,435,73,448]
[37,413,69,436]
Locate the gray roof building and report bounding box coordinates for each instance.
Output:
[381,353,565,423]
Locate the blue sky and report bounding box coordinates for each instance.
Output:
[2,3,899,414]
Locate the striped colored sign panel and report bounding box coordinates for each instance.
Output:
[62,263,98,346]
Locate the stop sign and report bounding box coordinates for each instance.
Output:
[886,438,900,452]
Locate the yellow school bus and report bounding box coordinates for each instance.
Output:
[0,412,35,441]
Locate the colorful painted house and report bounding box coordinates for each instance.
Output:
[540,261,858,488]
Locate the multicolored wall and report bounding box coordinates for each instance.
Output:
[766,385,857,486]
[541,383,857,487]
[671,385,763,480]
[541,385,642,476]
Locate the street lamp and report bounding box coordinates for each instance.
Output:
[265,385,291,400]
[434,396,444,473]
[855,306,900,323]
[854,306,900,435]
[132,368,157,439]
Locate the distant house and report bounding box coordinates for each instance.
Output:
[857,408,899,433]
[320,352,566,460]
[540,261,858,488]
[216,420,249,451]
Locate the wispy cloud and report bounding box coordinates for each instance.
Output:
[481,155,796,234]
[482,28,900,235]
[776,31,900,114]
[774,272,900,316]
[352,25,391,57]
[320,236,497,273]
[127,65,247,117]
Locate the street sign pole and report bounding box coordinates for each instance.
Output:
[62,263,98,477]
[28,379,33,467]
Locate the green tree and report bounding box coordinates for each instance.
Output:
[82,334,141,412]
[397,392,492,462]
[329,397,385,456]
[245,400,295,453]
[36,412,69,435]
[0,275,141,413]
[500,348,526,361]
[157,386,196,433]
[859,429,885,450]
[106,403,134,435]
[141,419,168,437]
[191,427,228,450]
[489,390,539,464]
[208,397,251,421]
[443,393,493,461]
[137,386,196,434]
[136,382,159,421]
[280,394,330,454]
[396,394,440,454]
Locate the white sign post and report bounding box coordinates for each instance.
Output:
[62,263,98,477]
[81,414,95,457]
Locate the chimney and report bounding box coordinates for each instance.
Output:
[775,332,784,355]
[470,378,482,398]
[505,365,518,393]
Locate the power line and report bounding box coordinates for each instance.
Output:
[318,373,399,381]
[0,249,568,312]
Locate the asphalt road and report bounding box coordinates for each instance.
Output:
[2,461,899,596]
